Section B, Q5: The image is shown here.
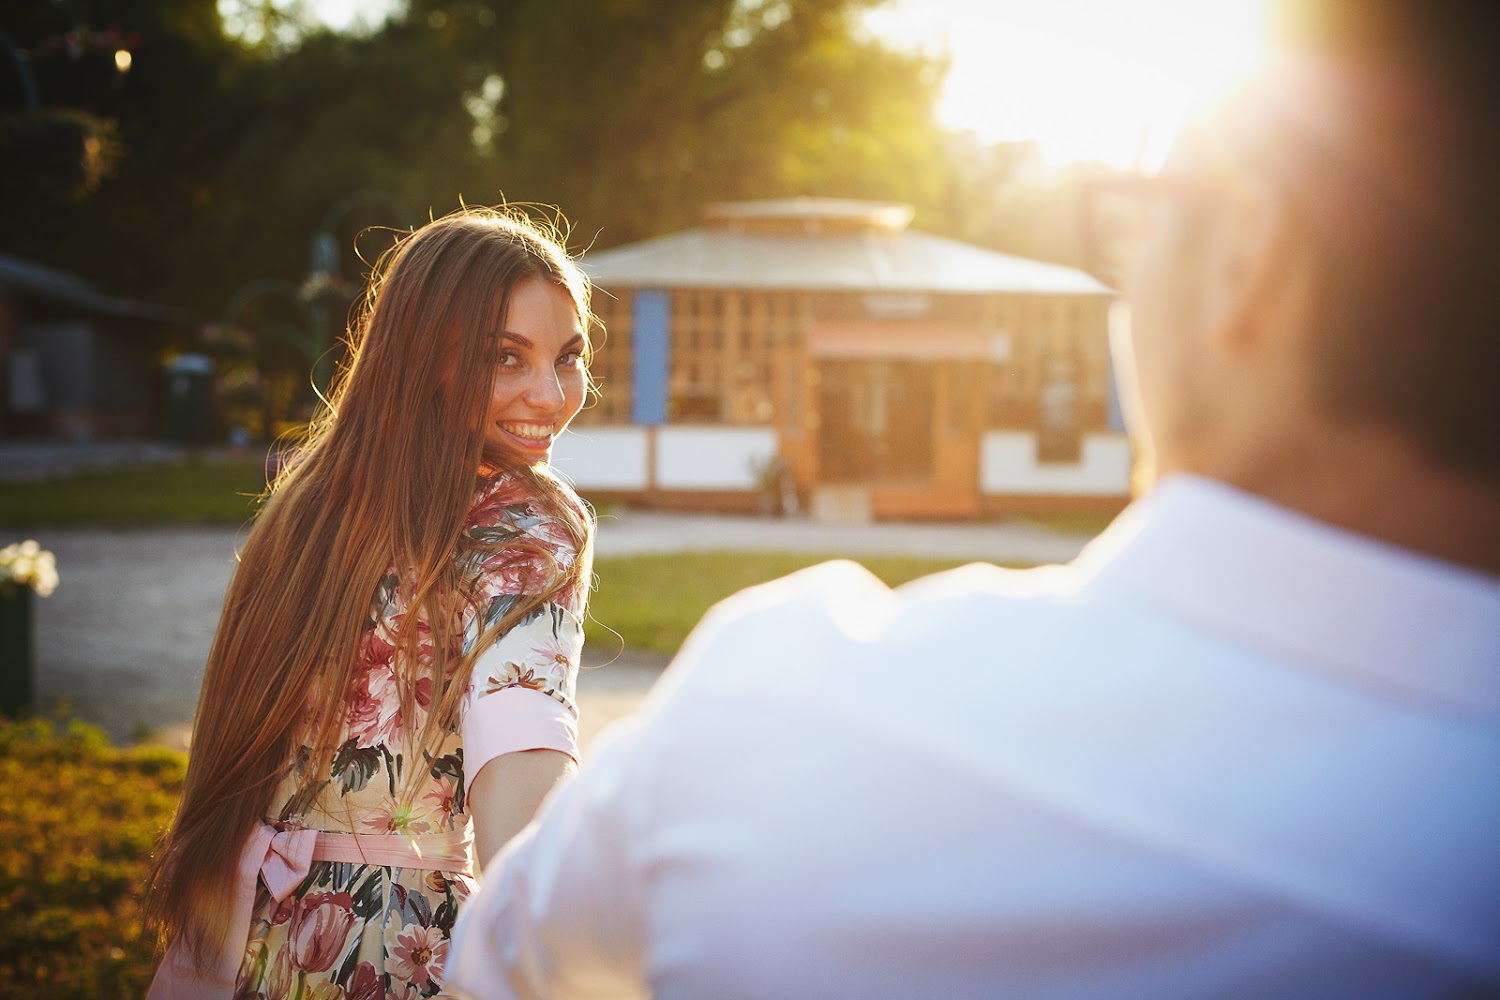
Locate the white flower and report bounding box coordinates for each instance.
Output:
[32,552,58,597]
[1,540,59,597]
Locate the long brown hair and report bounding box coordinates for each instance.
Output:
[143,206,596,968]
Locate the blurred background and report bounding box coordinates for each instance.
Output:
[0,0,1279,738]
[0,3,1275,989]
[0,0,1266,519]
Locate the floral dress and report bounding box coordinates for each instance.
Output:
[232,474,588,1000]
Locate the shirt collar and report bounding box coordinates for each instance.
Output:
[1076,475,1500,718]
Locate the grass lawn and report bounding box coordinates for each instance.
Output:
[587,550,1016,654]
[0,459,269,525]
[1015,509,1120,537]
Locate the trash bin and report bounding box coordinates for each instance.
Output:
[0,586,32,718]
[161,353,215,444]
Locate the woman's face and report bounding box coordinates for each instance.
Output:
[483,276,588,465]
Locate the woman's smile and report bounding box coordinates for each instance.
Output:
[484,276,588,464]
[500,421,557,441]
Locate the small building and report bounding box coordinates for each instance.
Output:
[0,253,182,440]
[557,198,1131,519]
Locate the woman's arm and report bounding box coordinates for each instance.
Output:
[469,747,578,871]
[448,724,650,1000]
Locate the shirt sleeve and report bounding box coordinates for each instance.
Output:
[460,600,584,796]
[446,720,652,1000]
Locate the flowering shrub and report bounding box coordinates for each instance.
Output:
[0,540,58,597]
[0,716,184,996]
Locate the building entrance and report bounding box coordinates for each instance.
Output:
[817,359,936,485]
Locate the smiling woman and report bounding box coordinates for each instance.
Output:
[142,207,599,999]
[865,0,1271,169]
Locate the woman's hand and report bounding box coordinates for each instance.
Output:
[469,748,578,872]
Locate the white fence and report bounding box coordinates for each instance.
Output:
[553,426,1130,497]
[980,431,1132,495]
[549,427,650,489]
[552,426,778,491]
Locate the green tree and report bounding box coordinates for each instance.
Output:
[166,0,958,318]
[444,0,952,245]
[0,0,252,308]
[6,0,963,321]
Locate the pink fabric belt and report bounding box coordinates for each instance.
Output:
[147,822,474,999]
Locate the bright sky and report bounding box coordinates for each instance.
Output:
[303,0,400,34]
[862,0,1271,168]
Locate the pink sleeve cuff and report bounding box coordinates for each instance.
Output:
[462,686,579,796]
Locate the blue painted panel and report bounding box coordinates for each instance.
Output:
[631,290,671,425]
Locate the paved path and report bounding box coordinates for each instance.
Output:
[7,501,1095,750]
[593,508,1091,565]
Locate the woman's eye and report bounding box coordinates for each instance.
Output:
[557,350,583,367]
[496,350,522,367]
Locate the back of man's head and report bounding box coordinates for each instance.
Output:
[1261,0,1500,487]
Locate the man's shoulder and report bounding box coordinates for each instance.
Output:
[646,558,1086,702]
[712,555,1076,635]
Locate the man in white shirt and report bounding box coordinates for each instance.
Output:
[448,2,1500,997]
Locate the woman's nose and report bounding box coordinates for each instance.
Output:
[522,367,565,411]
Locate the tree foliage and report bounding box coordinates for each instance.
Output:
[454,0,949,243]
[1,0,251,308]
[1,0,1098,331]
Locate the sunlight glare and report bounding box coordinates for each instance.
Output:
[220,0,403,41]
[866,0,1271,170]
[312,0,399,33]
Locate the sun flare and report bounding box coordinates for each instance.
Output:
[866,0,1271,170]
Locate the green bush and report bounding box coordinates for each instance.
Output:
[0,716,185,997]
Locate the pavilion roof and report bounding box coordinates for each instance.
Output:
[0,253,183,323]
[581,199,1113,296]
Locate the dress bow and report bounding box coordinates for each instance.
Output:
[146,823,320,999]
[258,826,318,901]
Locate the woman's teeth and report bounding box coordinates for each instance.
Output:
[502,423,553,440]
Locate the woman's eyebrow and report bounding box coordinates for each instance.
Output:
[497,331,535,348]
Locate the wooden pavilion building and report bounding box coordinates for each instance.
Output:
[557,198,1131,520]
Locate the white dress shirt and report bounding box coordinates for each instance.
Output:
[448,475,1500,1000]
